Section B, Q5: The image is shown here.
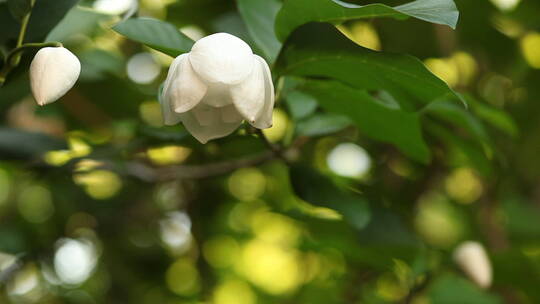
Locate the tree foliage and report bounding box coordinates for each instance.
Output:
[0,0,539,303]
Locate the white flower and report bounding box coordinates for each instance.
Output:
[29,47,81,106]
[160,33,275,144]
[453,241,492,289]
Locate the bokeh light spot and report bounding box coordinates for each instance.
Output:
[165,258,200,296]
[74,170,123,200]
[54,238,98,285]
[203,235,240,268]
[250,211,301,246]
[263,109,289,143]
[489,0,520,11]
[521,32,540,69]
[327,143,371,178]
[425,58,459,88]
[127,52,161,84]
[228,168,266,201]
[239,240,301,295]
[445,168,483,204]
[213,279,256,304]
[147,145,191,166]
[159,211,192,254]
[338,22,381,50]
[17,184,55,223]
[93,0,136,15]
[414,192,465,248]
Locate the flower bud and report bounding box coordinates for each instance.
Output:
[160,33,275,144]
[453,241,492,289]
[30,47,81,106]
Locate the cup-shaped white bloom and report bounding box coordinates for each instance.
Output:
[160,33,275,144]
[30,47,81,106]
[453,241,492,289]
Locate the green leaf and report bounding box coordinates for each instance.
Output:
[466,95,518,137]
[300,79,431,163]
[0,128,66,160]
[424,100,491,147]
[492,249,540,302]
[237,0,282,62]
[285,90,318,120]
[275,0,459,41]
[113,17,194,57]
[296,113,352,137]
[7,0,31,21]
[46,6,115,42]
[428,273,502,304]
[290,164,371,230]
[275,23,464,110]
[1,0,78,44]
[427,121,492,176]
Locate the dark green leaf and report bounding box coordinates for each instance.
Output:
[78,49,125,81]
[427,121,492,176]
[290,164,371,230]
[502,198,540,241]
[0,0,78,44]
[285,90,318,120]
[300,79,430,163]
[275,0,459,41]
[113,17,194,57]
[296,113,352,137]
[492,250,540,302]
[424,100,491,147]
[0,128,67,160]
[466,95,518,137]
[7,0,31,21]
[428,273,502,304]
[237,0,282,62]
[275,23,464,110]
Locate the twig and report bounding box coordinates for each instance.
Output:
[124,150,275,182]
[255,129,289,163]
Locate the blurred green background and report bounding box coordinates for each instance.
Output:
[1,0,540,303]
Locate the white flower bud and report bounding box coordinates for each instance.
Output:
[29,47,81,106]
[160,33,275,144]
[453,241,492,289]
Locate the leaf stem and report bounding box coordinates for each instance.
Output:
[13,0,36,64]
[0,42,63,87]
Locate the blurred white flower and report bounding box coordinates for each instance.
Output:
[327,143,371,178]
[93,0,136,15]
[160,33,274,143]
[453,241,492,289]
[30,47,80,106]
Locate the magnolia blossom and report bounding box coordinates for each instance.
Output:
[30,47,81,106]
[453,241,492,289]
[160,33,275,143]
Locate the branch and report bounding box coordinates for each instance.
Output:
[123,150,275,182]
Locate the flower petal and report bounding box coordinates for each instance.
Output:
[250,55,275,129]
[158,83,182,126]
[191,103,218,126]
[188,33,254,85]
[202,83,233,107]
[160,55,184,125]
[230,56,265,123]
[166,54,207,113]
[221,104,243,123]
[180,104,243,144]
[30,47,81,106]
